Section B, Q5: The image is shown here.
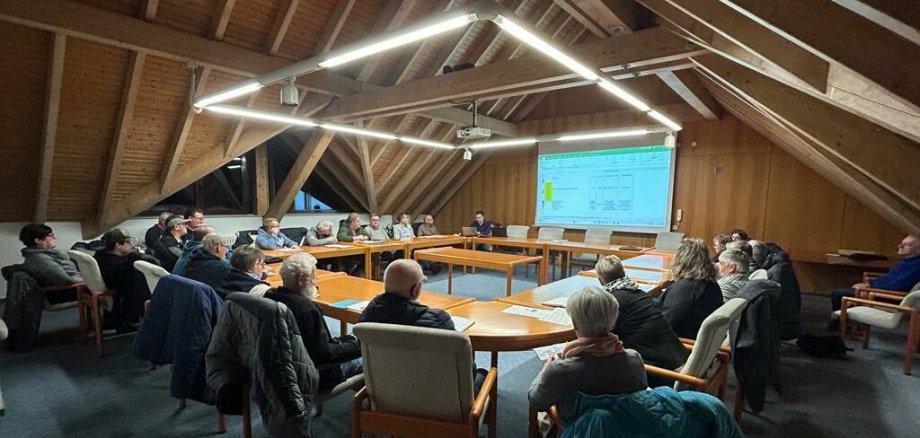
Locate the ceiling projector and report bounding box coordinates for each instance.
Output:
[456,126,492,139]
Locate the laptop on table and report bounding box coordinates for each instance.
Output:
[461,226,478,237]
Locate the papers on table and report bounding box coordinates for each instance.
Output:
[451,316,476,332]
[416,235,446,238]
[362,240,386,244]
[502,305,573,326]
[638,283,656,293]
[541,296,569,308]
[533,343,566,361]
[331,299,369,311]
[324,244,352,248]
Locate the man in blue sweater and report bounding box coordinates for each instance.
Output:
[831,233,920,311]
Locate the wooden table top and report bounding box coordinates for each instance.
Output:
[577,268,668,284]
[547,240,646,256]
[353,239,406,252]
[497,275,601,308]
[621,253,673,272]
[447,301,575,352]
[473,236,551,249]
[414,247,543,268]
[312,275,473,324]
[404,235,468,250]
[262,244,366,260]
[793,250,894,269]
[266,269,342,287]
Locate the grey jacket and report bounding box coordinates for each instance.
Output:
[206,293,319,437]
[306,226,336,246]
[20,247,83,286]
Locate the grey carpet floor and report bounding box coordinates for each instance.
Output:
[2,266,920,437]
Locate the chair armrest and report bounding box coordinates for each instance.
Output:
[548,406,565,429]
[862,271,884,282]
[868,291,910,302]
[856,286,906,298]
[842,296,915,313]
[42,283,84,292]
[644,364,707,388]
[679,337,731,355]
[469,368,497,419]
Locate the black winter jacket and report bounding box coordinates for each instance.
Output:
[359,292,455,330]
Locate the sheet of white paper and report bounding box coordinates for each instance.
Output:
[502,305,551,319]
[541,296,569,308]
[324,244,352,248]
[539,308,573,326]
[451,316,475,332]
[533,343,567,361]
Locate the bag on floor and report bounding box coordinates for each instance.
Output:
[796,333,848,358]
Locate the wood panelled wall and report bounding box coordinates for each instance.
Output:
[435,111,906,293]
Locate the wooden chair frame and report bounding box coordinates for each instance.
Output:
[74,283,112,357]
[350,367,497,438]
[840,295,920,375]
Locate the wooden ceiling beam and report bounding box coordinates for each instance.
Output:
[211,0,236,41]
[724,0,920,110]
[835,0,919,44]
[355,0,419,83]
[375,122,440,196]
[379,150,442,213]
[314,139,369,212]
[141,0,158,21]
[34,33,66,223]
[253,144,270,216]
[693,54,920,212]
[315,0,356,54]
[579,0,639,34]
[553,0,608,37]
[264,0,301,54]
[266,130,336,219]
[656,69,719,120]
[312,165,362,213]
[99,52,146,215]
[392,124,457,214]
[159,67,211,194]
[316,26,703,120]
[352,131,378,212]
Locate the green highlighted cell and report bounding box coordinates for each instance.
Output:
[543,181,553,200]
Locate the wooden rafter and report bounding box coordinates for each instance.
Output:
[266,130,337,219]
[656,70,719,120]
[34,33,66,223]
[693,54,920,212]
[253,144,270,216]
[313,165,363,212]
[315,0,356,53]
[211,0,237,41]
[159,67,211,194]
[265,0,301,54]
[834,0,919,44]
[99,51,146,215]
[355,0,420,83]
[141,0,158,21]
[379,150,441,212]
[553,0,607,36]
[426,151,496,216]
[343,131,378,212]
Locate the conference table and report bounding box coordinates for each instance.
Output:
[620,253,673,272]
[496,274,600,309]
[471,236,551,284]
[265,268,339,287]
[547,241,645,278]
[445,300,576,367]
[413,247,543,297]
[263,245,371,277]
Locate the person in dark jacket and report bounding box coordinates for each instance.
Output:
[144,212,173,250]
[753,242,802,340]
[595,255,688,370]
[94,228,161,331]
[657,238,723,339]
[183,233,232,291]
[153,215,190,272]
[830,233,920,311]
[218,246,270,298]
[173,226,215,276]
[265,253,362,392]
[359,259,455,330]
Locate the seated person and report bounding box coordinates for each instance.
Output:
[831,233,920,311]
[336,213,369,243]
[265,254,362,392]
[361,214,389,241]
[94,229,160,331]
[144,211,173,250]
[153,215,189,272]
[528,286,647,422]
[730,228,750,242]
[359,259,453,330]
[183,234,232,291]
[711,234,731,263]
[417,214,440,237]
[657,238,723,339]
[306,220,338,246]
[717,249,750,302]
[183,207,206,240]
[173,226,215,276]
[218,246,271,298]
[391,213,415,240]
[255,217,299,249]
[470,209,494,251]
[19,223,83,287]
[725,240,753,271]
[595,255,687,370]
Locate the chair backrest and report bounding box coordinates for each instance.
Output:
[583,228,614,245]
[537,227,565,241]
[910,281,920,293]
[67,250,108,292]
[748,269,768,280]
[900,290,920,309]
[134,260,169,294]
[677,298,748,390]
[353,322,474,423]
[654,232,685,251]
[506,225,530,238]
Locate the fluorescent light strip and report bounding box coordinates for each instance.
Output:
[468,138,537,150]
[557,129,651,142]
[319,123,397,140]
[226,165,243,169]
[648,110,683,131]
[194,82,262,108]
[319,15,476,68]
[207,105,317,127]
[494,15,599,81]
[400,137,456,149]
[598,80,651,112]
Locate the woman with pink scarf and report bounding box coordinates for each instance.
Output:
[528,286,648,421]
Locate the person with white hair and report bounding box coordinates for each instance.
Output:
[528,286,647,421]
[265,254,362,392]
[183,233,231,291]
[306,220,338,246]
[717,249,750,302]
[359,259,453,329]
[144,211,174,250]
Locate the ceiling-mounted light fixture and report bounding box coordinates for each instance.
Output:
[557,129,651,142]
[463,148,472,161]
[207,105,317,127]
[664,131,677,149]
[194,81,262,108]
[468,138,537,150]
[401,137,456,149]
[280,76,299,106]
[648,110,683,131]
[319,123,397,140]
[494,15,599,81]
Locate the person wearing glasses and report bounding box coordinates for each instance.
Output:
[255,217,299,249]
[18,223,83,287]
[183,233,232,291]
[94,228,161,332]
[359,259,454,330]
[218,246,272,298]
[830,233,920,312]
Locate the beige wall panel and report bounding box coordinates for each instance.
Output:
[0,23,51,220]
[224,0,283,51]
[840,196,906,258]
[50,38,130,220]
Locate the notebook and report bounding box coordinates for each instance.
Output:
[451,316,476,332]
[460,226,478,237]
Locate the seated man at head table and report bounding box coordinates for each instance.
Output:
[305,220,339,246]
[717,249,750,302]
[391,213,415,240]
[336,213,369,243]
[217,246,271,298]
[416,214,443,275]
[182,233,232,292]
[265,253,363,392]
[595,255,688,372]
[830,233,920,312]
[470,209,495,251]
[528,285,648,423]
[361,214,389,241]
[255,217,299,250]
[94,228,161,332]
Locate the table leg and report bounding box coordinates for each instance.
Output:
[506,269,513,297]
[539,257,547,286]
[448,263,453,295]
[340,321,348,336]
[491,351,498,368]
[562,251,570,278]
[364,250,371,279]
